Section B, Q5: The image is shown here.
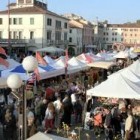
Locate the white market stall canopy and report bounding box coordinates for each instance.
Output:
[27,132,69,140]
[113,51,129,59]
[0,59,20,71]
[87,73,140,99]
[109,60,140,82]
[68,57,88,74]
[87,61,116,69]
[43,55,55,64]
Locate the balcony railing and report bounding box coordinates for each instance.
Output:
[46,40,69,45]
[0,39,26,44]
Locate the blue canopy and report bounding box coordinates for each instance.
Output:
[10,65,26,73]
[39,65,56,72]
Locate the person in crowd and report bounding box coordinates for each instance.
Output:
[124,111,134,140]
[111,105,120,135]
[61,94,73,126]
[0,93,5,106]
[86,95,93,112]
[3,108,17,140]
[104,109,113,140]
[119,108,127,139]
[40,99,48,123]
[35,96,44,125]
[74,99,82,124]
[53,96,63,128]
[26,89,34,108]
[44,102,55,133]
[27,111,37,138]
[93,110,103,136]
[71,92,77,115]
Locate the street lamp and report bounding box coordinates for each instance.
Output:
[22,56,38,73]
[7,56,38,140]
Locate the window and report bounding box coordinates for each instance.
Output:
[47,18,52,26]
[121,33,123,36]
[13,31,18,39]
[9,18,12,25]
[0,18,3,24]
[19,18,22,25]
[112,38,114,41]
[30,18,34,25]
[55,31,61,40]
[69,29,72,33]
[115,32,117,35]
[0,31,2,39]
[47,31,51,40]
[112,33,114,35]
[30,31,34,39]
[135,34,137,36]
[104,32,106,35]
[64,32,67,40]
[19,31,22,39]
[115,38,117,41]
[69,37,72,42]
[13,18,17,25]
[121,38,123,41]
[106,38,108,41]
[130,34,132,36]
[55,20,61,29]
[130,29,133,31]
[64,22,67,28]
[9,31,12,39]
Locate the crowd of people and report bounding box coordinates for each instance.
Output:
[0,50,140,140]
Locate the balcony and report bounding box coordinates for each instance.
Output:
[55,40,64,45]
[0,39,26,47]
[45,40,69,46]
[46,40,55,45]
[55,27,62,31]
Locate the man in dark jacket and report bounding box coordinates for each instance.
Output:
[104,109,113,140]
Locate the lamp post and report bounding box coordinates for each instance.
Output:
[7,56,38,140]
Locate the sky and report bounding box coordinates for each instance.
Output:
[1,0,140,24]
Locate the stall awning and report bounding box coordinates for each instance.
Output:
[87,61,116,69]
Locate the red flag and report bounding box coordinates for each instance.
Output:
[34,68,40,81]
[0,57,9,67]
[0,47,7,56]
[36,52,47,66]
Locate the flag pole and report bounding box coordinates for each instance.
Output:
[8,0,11,56]
[65,49,68,80]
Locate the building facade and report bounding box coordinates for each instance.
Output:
[68,22,83,55]
[102,24,140,50]
[0,0,69,54]
[63,14,94,51]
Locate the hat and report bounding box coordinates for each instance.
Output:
[27,111,34,119]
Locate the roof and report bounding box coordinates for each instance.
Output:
[107,24,140,28]
[0,6,69,20]
[9,3,16,6]
[69,22,82,29]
